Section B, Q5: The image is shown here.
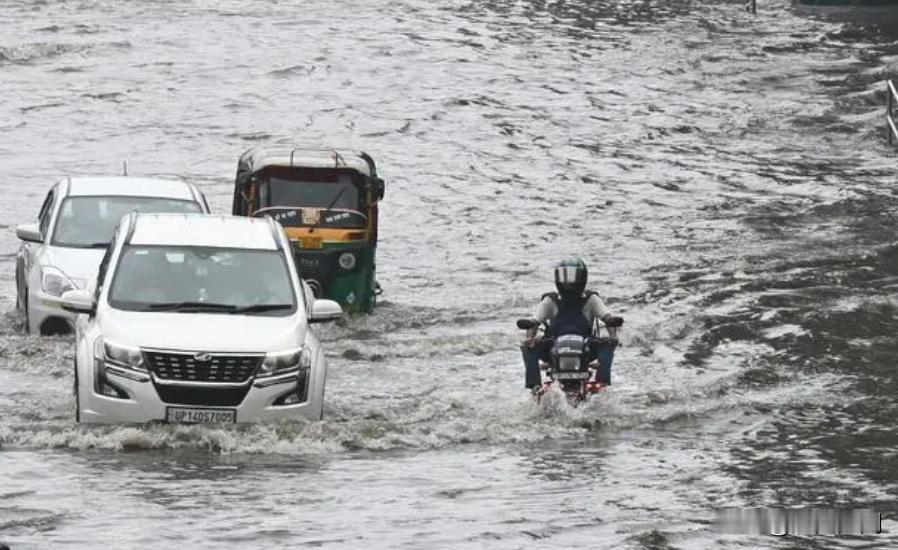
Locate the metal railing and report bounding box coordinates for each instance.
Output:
[888,80,898,145]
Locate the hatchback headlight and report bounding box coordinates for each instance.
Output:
[95,338,146,372]
[258,346,312,378]
[42,267,84,297]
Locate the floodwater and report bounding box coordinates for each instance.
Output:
[1,0,897,547]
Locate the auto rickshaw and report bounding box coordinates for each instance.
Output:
[232,148,385,313]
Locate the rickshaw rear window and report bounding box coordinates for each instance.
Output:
[261,175,361,211]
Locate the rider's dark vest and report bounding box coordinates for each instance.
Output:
[542,291,597,338]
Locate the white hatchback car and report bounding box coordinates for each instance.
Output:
[62,213,341,424]
[15,177,210,335]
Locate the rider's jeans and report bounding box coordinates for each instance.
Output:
[521,345,543,389]
[593,344,614,385]
[521,340,615,388]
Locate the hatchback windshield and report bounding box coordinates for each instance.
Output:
[52,196,202,248]
[108,246,296,315]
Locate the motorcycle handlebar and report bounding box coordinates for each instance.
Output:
[588,336,618,347]
[517,316,623,334]
[604,316,624,328]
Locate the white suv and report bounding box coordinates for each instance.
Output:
[62,213,342,424]
[15,176,210,335]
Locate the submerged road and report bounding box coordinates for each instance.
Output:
[1,0,897,547]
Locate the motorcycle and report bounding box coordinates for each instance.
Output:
[516,316,623,404]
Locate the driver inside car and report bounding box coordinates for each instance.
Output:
[521,258,623,390]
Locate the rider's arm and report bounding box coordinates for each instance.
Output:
[587,295,619,339]
[528,297,556,341]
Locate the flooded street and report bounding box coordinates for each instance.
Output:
[2,0,898,547]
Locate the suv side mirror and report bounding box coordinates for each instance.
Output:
[60,289,95,314]
[516,318,538,330]
[16,223,42,243]
[309,299,343,323]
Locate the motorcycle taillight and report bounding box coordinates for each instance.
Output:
[554,335,585,355]
[558,356,580,371]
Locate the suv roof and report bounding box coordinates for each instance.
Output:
[67,177,197,200]
[128,214,281,250]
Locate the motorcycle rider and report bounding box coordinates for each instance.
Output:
[521,258,623,389]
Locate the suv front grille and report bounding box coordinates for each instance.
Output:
[154,384,250,407]
[143,350,264,383]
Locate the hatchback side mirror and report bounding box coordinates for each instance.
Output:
[60,289,95,314]
[309,299,343,323]
[16,223,42,243]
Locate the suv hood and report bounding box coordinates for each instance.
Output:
[100,309,308,353]
[41,247,106,288]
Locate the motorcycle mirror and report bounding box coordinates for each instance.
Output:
[516,318,537,330]
[605,316,624,328]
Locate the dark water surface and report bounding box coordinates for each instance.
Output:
[1,0,898,548]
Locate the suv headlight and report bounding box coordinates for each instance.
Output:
[41,266,85,297]
[258,346,311,378]
[94,338,146,372]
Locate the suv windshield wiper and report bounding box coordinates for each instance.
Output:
[85,242,111,248]
[231,303,294,314]
[146,301,238,312]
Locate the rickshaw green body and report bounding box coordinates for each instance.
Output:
[232,148,384,313]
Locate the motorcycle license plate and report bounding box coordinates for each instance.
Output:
[165,407,236,424]
[297,236,323,249]
[554,371,590,380]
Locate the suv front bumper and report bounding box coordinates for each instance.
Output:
[78,364,323,424]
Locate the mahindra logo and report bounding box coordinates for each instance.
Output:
[194,352,214,362]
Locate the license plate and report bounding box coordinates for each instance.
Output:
[165,407,236,424]
[297,236,323,249]
[553,371,590,380]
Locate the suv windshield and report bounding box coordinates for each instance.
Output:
[52,196,202,248]
[108,246,296,315]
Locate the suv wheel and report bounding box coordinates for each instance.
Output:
[74,357,81,423]
[22,291,31,334]
[15,268,24,312]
